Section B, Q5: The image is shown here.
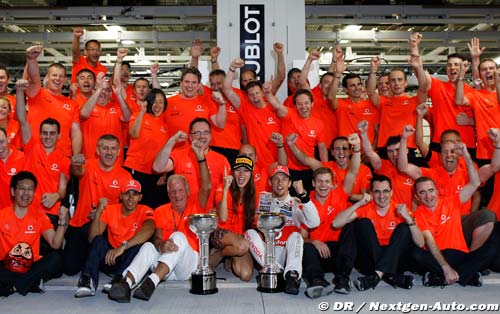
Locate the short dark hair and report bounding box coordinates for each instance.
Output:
[134,77,150,88]
[85,39,101,49]
[11,171,38,191]
[330,136,348,150]
[145,89,167,115]
[342,73,361,88]
[48,63,66,76]
[244,80,263,93]
[98,134,120,146]
[320,72,334,84]
[189,117,211,132]
[0,66,10,79]
[181,67,202,82]
[122,61,132,71]
[439,129,461,144]
[209,69,226,78]
[386,135,401,147]
[293,89,313,105]
[40,118,61,134]
[75,68,95,79]
[370,174,392,191]
[389,68,407,81]
[447,53,466,62]
[414,176,436,193]
[312,167,333,180]
[287,68,301,81]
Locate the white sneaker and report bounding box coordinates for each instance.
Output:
[74,275,96,298]
[102,283,112,293]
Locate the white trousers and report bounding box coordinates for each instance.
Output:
[244,229,303,278]
[124,232,199,283]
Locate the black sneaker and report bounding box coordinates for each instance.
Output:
[353,273,380,291]
[422,272,445,288]
[284,271,301,295]
[333,276,351,294]
[305,278,334,299]
[133,277,156,301]
[383,274,414,290]
[468,272,482,287]
[108,276,131,303]
[75,274,96,298]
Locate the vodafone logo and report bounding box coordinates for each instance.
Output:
[267,117,276,125]
[389,221,396,229]
[228,106,236,112]
[440,214,451,225]
[307,129,317,138]
[160,126,167,133]
[9,132,15,139]
[8,167,17,175]
[62,104,71,111]
[50,163,59,171]
[195,105,204,112]
[109,108,117,114]
[110,179,119,188]
[403,100,409,106]
[363,108,373,115]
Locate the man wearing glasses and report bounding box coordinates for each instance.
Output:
[153,117,229,210]
[71,27,107,83]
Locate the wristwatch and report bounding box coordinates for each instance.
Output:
[122,240,130,250]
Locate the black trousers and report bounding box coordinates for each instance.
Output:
[411,241,496,285]
[124,167,169,209]
[354,219,413,276]
[0,252,62,296]
[63,223,90,276]
[302,222,356,283]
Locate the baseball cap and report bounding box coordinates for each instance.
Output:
[269,164,290,178]
[233,155,254,171]
[121,179,142,193]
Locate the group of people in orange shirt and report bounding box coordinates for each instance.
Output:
[0,27,500,302]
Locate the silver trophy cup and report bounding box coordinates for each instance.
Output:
[189,213,218,295]
[257,212,286,293]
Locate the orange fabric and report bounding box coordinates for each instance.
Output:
[377,95,418,148]
[99,203,154,249]
[0,206,53,261]
[421,161,474,216]
[322,161,372,194]
[375,160,414,210]
[164,93,217,139]
[311,86,337,147]
[0,149,24,210]
[308,188,349,242]
[282,109,326,171]
[253,164,270,196]
[80,102,125,160]
[356,201,404,246]
[208,88,243,150]
[414,195,468,253]
[155,200,202,252]
[6,119,21,150]
[4,93,16,121]
[27,88,80,157]
[71,55,107,84]
[124,113,169,174]
[237,99,281,170]
[72,93,89,108]
[487,171,500,218]
[214,188,255,234]
[428,77,475,148]
[336,98,380,144]
[70,158,132,227]
[466,89,500,159]
[170,147,230,210]
[23,138,70,216]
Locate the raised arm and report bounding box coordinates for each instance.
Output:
[112,47,128,95]
[72,27,83,63]
[343,133,361,195]
[409,54,429,104]
[80,72,105,120]
[270,132,288,166]
[210,90,227,128]
[327,46,347,111]
[70,153,86,177]
[286,133,322,170]
[150,63,161,89]
[409,32,432,92]
[222,59,245,109]
[210,46,221,70]
[454,60,471,106]
[263,78,287,118]
[299,50,320,90]
[415,103,430,158]
[189,39,202,69]
[456,142,480,204]
[478,128,500,183]
[397,125,422,179]
[129,102,147,139]
[271,42,285,95]
[191,139,212,209]
[358,120,382,170]
[468,37,485,83]
[152,131,188,173]
[113,83,132,122]
[366,56,382,108]
[217,172,233,222]
[25,45,43,98]
[15,80,32,145]
[332,193,371,229]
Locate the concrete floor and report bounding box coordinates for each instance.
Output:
[2,266,500,314]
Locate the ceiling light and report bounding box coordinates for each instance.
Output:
[344,25,362,32]
[121,40,136,45]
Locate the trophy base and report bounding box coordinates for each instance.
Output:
[257,271,284,293]
[190,272,218,295]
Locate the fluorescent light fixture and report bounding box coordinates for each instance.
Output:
[121,40,136,45]
[344,25,362,32]
[104,25,125,32]
[494,56,500,64]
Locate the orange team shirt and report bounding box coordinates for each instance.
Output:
[311,86,337,147]
[124,113,169,174]
[164,93,217,139]
[155,200,203,252]
[375,160,414,210]
[80,102,125,160]
[6,119,21,150]
[356,201,404,246]
[22,138,70,216]
[428,77,475,148]
[308,188,349,242]
[377,95,418,148]
[282,109,326,171]
[336,98,379,144]
[487,171,500,218]
[0,149,24,210]
[27,88,79,157]
[236,99,281,170]
[4,93,16,121]
[421,161,475,216]
[100,203,154,249]
[170,147,230,211]
[71,55,107,83]
[322,161,372,194]
[254,164,271,196]
[0,206,52,261]
[283,95,294,108]
[70,158,132,227]
[72,92,89,108]
[204,86,243,150]
[466,89,500,159]
[414,194,468,253]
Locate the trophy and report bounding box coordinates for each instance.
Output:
[257,212,286,293]
[189,213,218,295]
